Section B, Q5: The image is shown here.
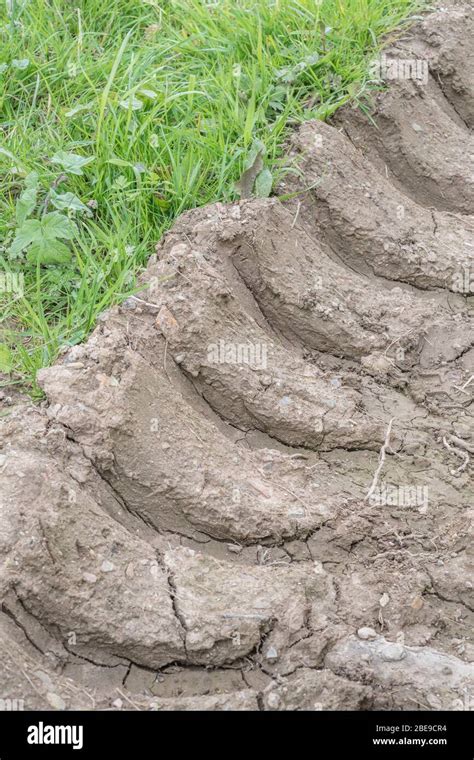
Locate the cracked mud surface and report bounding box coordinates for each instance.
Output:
[0,2,473,711]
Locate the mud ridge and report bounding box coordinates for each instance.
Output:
[0,2,473,710]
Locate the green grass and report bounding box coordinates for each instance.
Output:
[0,0,426,394]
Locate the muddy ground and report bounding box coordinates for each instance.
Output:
[0,1,473,711]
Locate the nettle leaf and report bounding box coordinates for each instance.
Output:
[51,151,95,176]
[9,218,41,256]
[25,171,39,189]
[0,344,13,374]
[50,191,91,215]
[27,238,72,265]
[10,212,76,264]
[267,84,287,113]
[255,167,273,198]
[42,211,77,241]
[16,171,39,226]
[243,139,266,172]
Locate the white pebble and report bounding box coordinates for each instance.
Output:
[357,626,377,640]
[381,643,406,662]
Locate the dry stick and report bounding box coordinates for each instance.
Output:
[290,200,301,229]
[163,336,169,379]
[369,549,434,561]
[365,418,395,502]
[1,640,96,708]
[129,295,161,310]
[383,327,416,356]
[453,373,474,395]
[115,688,141,711]
[442,436,470,475]
[447,435,474,454]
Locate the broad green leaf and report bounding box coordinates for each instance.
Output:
[24,171,39,189]
[243,139,266,172]
[10,212,76,262]
[9,218,41,256]
[51,151,95,176]
[113,175,128,190]
[42,212,77,240]
[0,344,13,373]
[255,168,273,198]
[16,172,39,225]
[27,238,72,265]
[50,191,90,215]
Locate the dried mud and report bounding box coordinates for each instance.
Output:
[0,2,473,711]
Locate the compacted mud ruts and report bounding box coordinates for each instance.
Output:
[0,2,473,711]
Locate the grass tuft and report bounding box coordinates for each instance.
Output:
[0,0,426,392]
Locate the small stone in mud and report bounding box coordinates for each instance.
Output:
[357,627,377,640]
[411,596,424,610]
[100,560,115,573]
[82,572,97,584]
[266,646,278,662]
[313,561,325,574]
[266,692,281,709]
[381,643,406,662]
[149,562,160,578]
[288,508,305,518]
[361,354,393,375]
